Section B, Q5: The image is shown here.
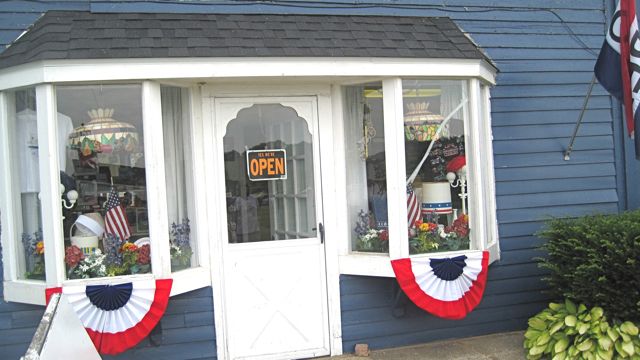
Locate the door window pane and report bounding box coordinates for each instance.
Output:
[223,104,316,243]
[403,80,471,254]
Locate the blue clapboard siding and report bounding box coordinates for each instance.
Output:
[0,0,628,357]
[0,226,216,359]
[0,273,216,359]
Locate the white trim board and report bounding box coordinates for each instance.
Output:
[0,57,496,91]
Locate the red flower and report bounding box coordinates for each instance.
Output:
[65,245,84,268]
[413,219,423,228]
[446,155,466,173]
[445,214,470,237]
[379,230,389,242]
[137,244,151,265]
[121,242,138,253]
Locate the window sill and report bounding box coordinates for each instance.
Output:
[339,246,499,278]
[4,280,47,305]
[170,266,211,296]
[3,267,212,306]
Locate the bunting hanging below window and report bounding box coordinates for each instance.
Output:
[46,278,172,355]
[391,251,488,320]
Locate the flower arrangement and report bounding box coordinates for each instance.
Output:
[409,220,440,253]
[409,214,470,254]
[66,247,107,279]
[66,234,151,278]
[441,214,470,251]
[354,210,389,252]
[170,218,192,270]
[22,230,45,279]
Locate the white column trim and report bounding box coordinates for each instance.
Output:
[382,78,409,259]
[318,89,344,355]
[142,81,172,278]
[36,84,66,287]
[466,79,488,252]
[0,91,21,284]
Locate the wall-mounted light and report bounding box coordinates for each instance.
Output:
[60,184,78,220]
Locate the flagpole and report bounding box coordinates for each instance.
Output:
[564,75,597,161]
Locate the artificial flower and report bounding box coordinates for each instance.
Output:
[65,245,84,268]
[35,241,44,255]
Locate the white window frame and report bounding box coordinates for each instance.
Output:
[335,76,500,277]
[0,81,212,305]
[0,57,496,304]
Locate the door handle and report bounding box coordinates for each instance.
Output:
[318,222,325,244]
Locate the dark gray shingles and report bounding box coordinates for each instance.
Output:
[0,11,493,69]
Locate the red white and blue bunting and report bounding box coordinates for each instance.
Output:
[46,278,172,355]
[391,251,488,319]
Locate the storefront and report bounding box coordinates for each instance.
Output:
[0,11,498,359]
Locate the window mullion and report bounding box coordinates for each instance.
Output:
[36,84,65,286]
[142,81,171,277]
[465,79,487,251]
[481,84,500,260]
[382,78,409,259]
[0,91,21,282]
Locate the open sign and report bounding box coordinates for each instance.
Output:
[246,149,287,181]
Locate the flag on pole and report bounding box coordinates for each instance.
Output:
[104,187,131,241]
[594,0,640,158]
[407,184,421,227]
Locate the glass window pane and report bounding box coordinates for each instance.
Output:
[403,80,471,254]
[9,88,46,280]
[223,103,316,243]
[344,83,390,253]
[56,84,151,279]
[161,86,196,272]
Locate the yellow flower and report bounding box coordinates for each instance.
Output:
[419,223,430,231]
[121,242,138,252]
[35,241,44,255]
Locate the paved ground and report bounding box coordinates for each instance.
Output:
[325,331,526,360]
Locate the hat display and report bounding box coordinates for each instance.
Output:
[422,182,453,215]
[70,213,105,255]
[74,212,105,237]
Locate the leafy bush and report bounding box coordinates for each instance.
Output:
[537,211,640,322]
[524,299,640,360]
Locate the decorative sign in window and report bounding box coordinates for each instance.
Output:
[246,149,287,181]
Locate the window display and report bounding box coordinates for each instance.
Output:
[9,88,47,280]
[344,79,476,257]
[56,84,151,279]
[403,80,471,254]
[344,83,390,253]
[161,86,196,271]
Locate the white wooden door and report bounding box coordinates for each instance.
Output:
[214,97,329,360]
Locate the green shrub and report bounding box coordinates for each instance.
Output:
[524,299,640,360]
[537,211,640,322]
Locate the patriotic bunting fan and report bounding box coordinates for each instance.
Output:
[391,251,488,319]
[46,278,172,355]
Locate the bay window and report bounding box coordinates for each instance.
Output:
[340,77,498,276]
[0,82,207,305]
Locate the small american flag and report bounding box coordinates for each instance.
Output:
[407,184,421,227]
[104,187,131,241]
